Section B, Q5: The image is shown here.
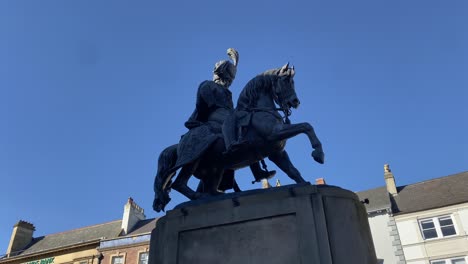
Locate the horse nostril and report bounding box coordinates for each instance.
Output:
[293,99,300,105]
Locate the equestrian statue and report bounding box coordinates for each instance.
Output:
[153,48,325,212]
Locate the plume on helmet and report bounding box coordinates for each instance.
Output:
[213,48,239,87]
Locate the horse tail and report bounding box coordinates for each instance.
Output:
[153,144,178,212]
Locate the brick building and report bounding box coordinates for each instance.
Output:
[0,198,157,264]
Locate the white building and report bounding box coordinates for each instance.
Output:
[357,166,468,264]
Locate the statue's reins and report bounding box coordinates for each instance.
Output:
[245,106,291,124]
[240,71,295,125]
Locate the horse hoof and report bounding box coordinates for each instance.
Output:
[153,201,163,213]
[312,150,325,164]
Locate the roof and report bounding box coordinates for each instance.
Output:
[392,171,468,215]
[356,186,391,213]
[99,218,158,250]
[126,218,158,236]
[5,216,158,259]
[16,220,123,256]
[356,171,468,215]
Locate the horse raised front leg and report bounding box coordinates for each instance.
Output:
[266,122,325,164]
[268,150,305,183]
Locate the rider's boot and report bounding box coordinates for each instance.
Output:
[224,126,249,155]
[250,162,276,183]
[224,138,249,155]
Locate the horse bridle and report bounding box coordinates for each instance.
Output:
[271,77,293,124]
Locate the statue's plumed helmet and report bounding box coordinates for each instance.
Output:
[213,48,239,82]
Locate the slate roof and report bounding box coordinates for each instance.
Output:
[126,218,158,236]
[392,171,468,215]
[356,171,468,215]
[9,217,159,258]
[16,220,123,256]
[356,186,391,213]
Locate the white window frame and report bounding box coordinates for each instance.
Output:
[430,256,467,264]
[138,252,149,264]
[418,214,457,240]
[111,255,124,264]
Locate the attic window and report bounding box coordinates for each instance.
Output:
[419,215,457,240]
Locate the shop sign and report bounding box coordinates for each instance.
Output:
[23,257,55,264]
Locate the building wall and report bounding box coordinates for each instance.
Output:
[0,245,100,264]
[44,248,100,264]
[100,244,149,264]
[368,212,401,263]
[395,202,468,264]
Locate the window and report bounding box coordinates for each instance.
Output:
[111,256,124,264]
[419,215,457,240]
[431,257,467,264]
[138,252,148,264]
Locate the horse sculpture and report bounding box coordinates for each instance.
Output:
[153,63,324,212]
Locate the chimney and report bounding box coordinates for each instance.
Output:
[6,220,35,257]
[261,179,272,189]
[275,179,281,187]
[384,164,398,196]
[121,197,146,235]
[315,178,326,185]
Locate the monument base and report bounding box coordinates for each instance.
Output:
[149,183,377,264]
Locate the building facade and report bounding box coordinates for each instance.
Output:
[358,166,468,264]
[0,198,156,264]
[98,216,156,264]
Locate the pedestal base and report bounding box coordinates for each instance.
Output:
[149,183,377,264]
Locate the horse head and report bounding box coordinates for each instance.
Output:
[272,63,300,111]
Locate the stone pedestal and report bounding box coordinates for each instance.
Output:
[149,183,377,264]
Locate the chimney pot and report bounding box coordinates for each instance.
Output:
[261,179,272,189]
[384,164,391,173]
[275,179,281,187]
[315,178,326,185]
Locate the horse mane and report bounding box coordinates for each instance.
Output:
[260,68,280,76]
[244,68,280,92]
[237,68,281,109]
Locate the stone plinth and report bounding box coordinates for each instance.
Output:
[149,183,377,264]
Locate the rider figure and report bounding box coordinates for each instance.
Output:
[184,48,275,184]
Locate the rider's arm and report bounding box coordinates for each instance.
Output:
[198,81,218,109]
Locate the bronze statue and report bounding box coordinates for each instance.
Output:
[183,49,275,192]
[153,50,324,212]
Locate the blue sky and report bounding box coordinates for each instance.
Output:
[1,0,467,253]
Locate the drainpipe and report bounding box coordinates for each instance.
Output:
[97,253,104,264]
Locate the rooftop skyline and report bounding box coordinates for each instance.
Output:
[1,0,467,252]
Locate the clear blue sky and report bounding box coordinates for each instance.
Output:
[1,0,467,253]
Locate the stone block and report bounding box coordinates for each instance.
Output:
[149,183,377,264]
[394,244,403,251]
